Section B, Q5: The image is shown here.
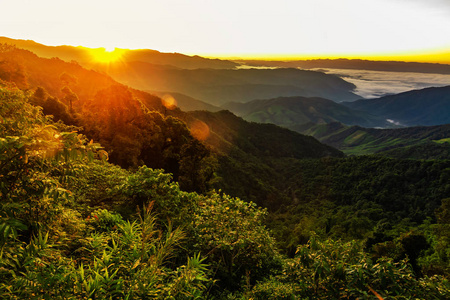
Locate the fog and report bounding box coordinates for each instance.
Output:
[316,68,450,99]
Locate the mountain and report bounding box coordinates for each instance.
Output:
[185,110,343,159]
[180,110,344,204]
[0,36,238,69]
[343,86,450,127]
[222,96,387,128]
[235,58,450,74]
[0,44,344,201]
[104,65,360,105]
[298,122,450,156]
[0,37,360,105]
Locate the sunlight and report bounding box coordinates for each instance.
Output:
[201,48,450,65]
[162,94,178,110]
[88,47,126,64]
[189,120,210,141]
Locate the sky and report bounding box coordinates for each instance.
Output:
[1,0,450,62]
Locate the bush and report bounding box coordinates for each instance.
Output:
[190,193,281,291]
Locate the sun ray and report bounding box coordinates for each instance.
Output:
[87,47,127,64]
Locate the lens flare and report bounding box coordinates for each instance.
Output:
[162,94,178,110]
[190,120,210,141]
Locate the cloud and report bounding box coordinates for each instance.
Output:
[320,69,450,99]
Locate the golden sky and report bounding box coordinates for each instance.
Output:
[2,0,450,63]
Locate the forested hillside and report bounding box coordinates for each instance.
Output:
[107,65,360,105]
[0,43,343,197]
[344,86,450,127]
[222,96,387,128]
[2,43,450,299]
[299,122,450,156]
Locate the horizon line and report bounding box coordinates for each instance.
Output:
[2,36,449,65]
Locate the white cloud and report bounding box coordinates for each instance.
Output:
[319,68,450,99]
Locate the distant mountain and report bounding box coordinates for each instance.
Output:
[343,86,450,127]
[298,122,450,156]
[236,58,450,74]
[119,49,238,69]
[0,37,360,105]
[0,36,238,69]
[104,65,360,105]
[222,96,387,128]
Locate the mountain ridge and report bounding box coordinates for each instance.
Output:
[298,121,450,156]
[103,65,360,105]
[222,96,387,128]
[0,36,238,69]
[235,58,450,74]
[0,37,361,105]
[343,85,450,127]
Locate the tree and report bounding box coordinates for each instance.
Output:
[61,86,78,111]
[178,139,218,193]
[190,193,280,291]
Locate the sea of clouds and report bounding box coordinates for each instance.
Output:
[316,68,450,99]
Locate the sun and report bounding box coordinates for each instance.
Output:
[88,47,126,64]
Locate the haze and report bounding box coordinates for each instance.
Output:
[2,0,449,63]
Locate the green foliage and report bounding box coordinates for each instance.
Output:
[190,193,281,291]
[0,85,214,298]
[67,160,128,209]
[0,86,102,237]
[249,237,450,299]
[250,280,298,300]
[115,165,199,225]
[87,208,124,232]
[0,209,211,299]
[66,205,210,299]
[178,139,218,193]
[268,156,450,253]
[420,198,450,277]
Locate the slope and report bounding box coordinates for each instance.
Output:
[181,110,344,205]
[298,122,450,156]
[104,65,360,105]
[343,86,450,127]
[222,96,387,128]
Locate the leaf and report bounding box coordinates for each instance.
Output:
[132,258,141,270]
